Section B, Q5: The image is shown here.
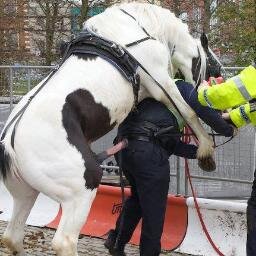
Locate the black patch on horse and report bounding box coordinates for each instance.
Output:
[62,89,116,189]
[0,142,11,180]
[200,33,222,80]
[192,55,202,87]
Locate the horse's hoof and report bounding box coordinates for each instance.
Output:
[198,156,216,172]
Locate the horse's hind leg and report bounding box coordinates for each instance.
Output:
[2,176,39,256]
[52,189,97,256]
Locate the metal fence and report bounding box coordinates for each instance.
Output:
[0,65,254,198]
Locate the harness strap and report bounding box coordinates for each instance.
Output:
[125,37,153,48]
[120,9,152,37]
[119,8,156,48]
[64,29,141,106]
[1,68,58,145]
[135,58,185,119]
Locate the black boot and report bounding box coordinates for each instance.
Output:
[104,229,117,251]
[104,229,126,256]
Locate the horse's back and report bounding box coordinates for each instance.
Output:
[0,53,134,185]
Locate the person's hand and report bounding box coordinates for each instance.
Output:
[221,112,238,136]
[222,112,230,120]
[197,80,209,92]
[231,125,238,137]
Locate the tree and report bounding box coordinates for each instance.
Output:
[30,0,114,64]
[29,0,74,65]
[215,0,256,65]
[160,0,255,65]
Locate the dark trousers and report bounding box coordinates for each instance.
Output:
[247,170,256,256]
[114,140,170,256]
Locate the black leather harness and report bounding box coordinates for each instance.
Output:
[61,29,141,105]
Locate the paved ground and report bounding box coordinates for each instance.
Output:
[0,221,188,256]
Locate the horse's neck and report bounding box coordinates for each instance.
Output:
[85,2,202,84]
[85,6,146,47]
[85,3,173,47]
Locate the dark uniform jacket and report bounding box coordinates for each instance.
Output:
[118,80,234,158]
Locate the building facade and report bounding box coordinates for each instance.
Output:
[0,0,30,63]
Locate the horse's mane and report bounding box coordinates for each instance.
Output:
[86,2,206,84]
[120,2,207,83]
[117,2,192,47]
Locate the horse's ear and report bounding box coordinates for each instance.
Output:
[200,33,209,51]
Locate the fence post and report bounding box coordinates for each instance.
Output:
[28,68,31,92]
[9,67,13,112]
[176,156,180,194]
[185,163,188,196]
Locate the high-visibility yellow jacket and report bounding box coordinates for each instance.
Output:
[198,65,256,109]
[198,65,256,128]
[229,102,256,128]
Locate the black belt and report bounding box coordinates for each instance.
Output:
[126,135,154,143]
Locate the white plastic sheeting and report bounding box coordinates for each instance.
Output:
[176,197,247,256]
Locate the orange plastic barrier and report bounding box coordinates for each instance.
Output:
[47,185,188,250]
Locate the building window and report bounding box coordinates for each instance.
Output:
[3,0,17,15]
[10,32,19,49]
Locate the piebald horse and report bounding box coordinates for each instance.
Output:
[0,2,221,256]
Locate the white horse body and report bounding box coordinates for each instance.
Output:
[6,56,133,194]
[1,3,214,256]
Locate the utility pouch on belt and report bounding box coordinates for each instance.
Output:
[115,120,178,152]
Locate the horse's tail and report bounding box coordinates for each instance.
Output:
[0,141,12,180]
[0,139,20,180]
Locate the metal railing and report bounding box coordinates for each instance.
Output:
[0,65,253,198]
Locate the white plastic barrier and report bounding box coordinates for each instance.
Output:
[175,197,247,256]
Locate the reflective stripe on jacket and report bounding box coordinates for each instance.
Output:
[198,66,256,110]
[229,102,256,128]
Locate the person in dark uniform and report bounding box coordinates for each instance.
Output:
[104,80,236,256]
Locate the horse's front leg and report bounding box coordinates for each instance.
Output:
[140,71,214,166]
[163,78,214,159]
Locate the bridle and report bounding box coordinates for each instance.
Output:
[120,9,233,149]
[120,9,156,48]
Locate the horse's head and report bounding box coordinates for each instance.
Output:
[200,33,223,80]
[172,33,223,88]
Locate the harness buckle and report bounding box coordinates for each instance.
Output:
[111,43,125,57]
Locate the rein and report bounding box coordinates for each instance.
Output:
[181,131,234,148]
[120,8,156,48]
[118,9,187,122]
